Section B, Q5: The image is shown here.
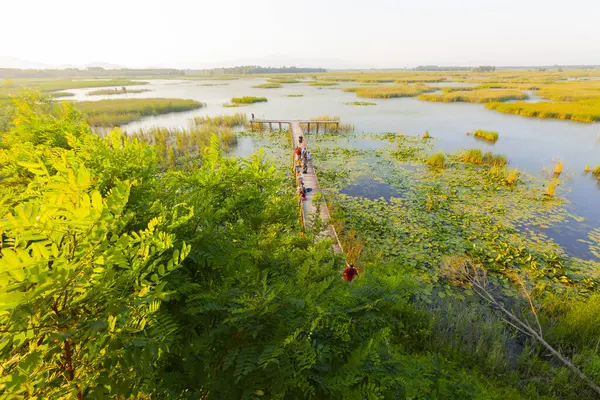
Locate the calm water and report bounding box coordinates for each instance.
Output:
[66,78,600,259]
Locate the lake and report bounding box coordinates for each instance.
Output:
[67,78,600,259]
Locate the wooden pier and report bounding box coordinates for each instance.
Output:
[250,119,340,134]
[288,121,343,254]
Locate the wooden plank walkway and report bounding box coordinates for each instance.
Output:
[290,121,343,254]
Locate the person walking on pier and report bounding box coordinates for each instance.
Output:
[251,113,255,120]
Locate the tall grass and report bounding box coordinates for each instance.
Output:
[74,98,203,126]
[348,84,435,99]
[87,88,151,96]
[252,83,282,89]
[231,96,267,104]
[193,113,247,127]
[0,79,147,99]
[267,78,299,83]
[427,153,446,168]
[460,149,507,167]
[538,82,600,101]
[344,101,376,106]
[554,161,564,175]
[592,165,600,175]
[486,100,600,123]
[300,115,353,133]
[473,129,499,142]
[419,89,528,103]
[308,81,338,87]
[286,94,304,97]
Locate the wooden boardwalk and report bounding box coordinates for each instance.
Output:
[289,121,343,254]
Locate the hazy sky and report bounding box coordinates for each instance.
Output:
[2,0,600,68]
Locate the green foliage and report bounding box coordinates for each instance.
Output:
[0,79,147,100]
[231,96,268,104]
[460,148,507,167]
[193,112,248,127]
[419,89,528,103]
[344,101,377,106]
[486,100,600,123]
[252,83,282,88]
[87,88,152,96]
[286,94,304,97]
[593,165,600,175]
[346,84,435,99]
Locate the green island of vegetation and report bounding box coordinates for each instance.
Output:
[252,83,282,89]
[74,98,204,126]
[345,84,435,98]
[87,88,152,96]
[472,129,499,142]
[268,78,300,83]
[197,83,229,86]
[0,78,147,101]
[344,101,377,106]
[308,81,339,86]
[286,93,304,97]
[486,100,600,123]
[231,96,268,104]
[418,89,528,103]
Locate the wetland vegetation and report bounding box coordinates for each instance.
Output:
[346,84,435,98]
[231,96,268,104]
[74,98,204,126]
[418,89,529,103]
[473,129,499,142]
[251,83,282,88]
[87,87,152,96]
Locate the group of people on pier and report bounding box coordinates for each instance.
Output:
[295,135,310,201]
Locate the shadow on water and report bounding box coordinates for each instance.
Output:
[341,175,403,201]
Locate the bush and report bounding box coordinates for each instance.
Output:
[427,152,446,168]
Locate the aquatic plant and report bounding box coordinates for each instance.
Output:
[267,78,299,83]
[231,96,268,104]
[473,129,499,142]
[546,178,559,197]
[592,165,600,175]
[423,130,431,139]
[427,152,446,168]
[308,81,338,86]
[74,98,204,126]
[460,148,506,167]
[286,94,304,97]
[554,161,564,175]
[252,83,282,89]
[419,89,528,103]
[584,164,591,172]
[506,169,520,185]
[0,78,147,100]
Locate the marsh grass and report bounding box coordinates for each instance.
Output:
[0,79,147,99]
[193,113,247,127]
[584,164,591,172]
[506,169,520,185]
[252,83,282,89]
[267,78,299,83]
[348,84,435,99]
[486,100,600,123]
[75,98,203,126]
[592,165,600,175]
[554,161,564,175]
[231,96,267,104]
[538,82,600,101]
[423,130,431,139]
[427,153,446,168]
[286,94,304,97]
[419,89,528,103]
[546,178,559,197]
[473,129,499,142]
[300,115,353,133]
[198,83,229,86]
[308,81,339,87]
[344,101,376,106]
[87,88,151,96]
[461,149,507,167]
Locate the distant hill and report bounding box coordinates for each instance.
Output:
[0,56,51,69]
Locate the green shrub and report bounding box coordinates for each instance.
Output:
[427,152,446,168]
[473,129,499,142]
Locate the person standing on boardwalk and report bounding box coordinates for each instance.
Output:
[251,113,255,120]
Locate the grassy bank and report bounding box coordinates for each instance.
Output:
[74,98,203,126]
[486,100,600,123]
[193,112,247,127]
[87,88,152,96]
[0,78,147,100]
[419,89,528,103]
[231,96,267,104]
[252,83,282,89]
[346,84,435,98]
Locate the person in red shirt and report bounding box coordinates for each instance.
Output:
[343,264,358,283]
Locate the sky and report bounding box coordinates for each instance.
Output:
[2,0,600,69]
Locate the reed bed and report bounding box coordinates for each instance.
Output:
[349,84,435,99]
[193,112,247,127]
[419,89,528,103]
[252,83,282,89]
[344,101,376,106]
[538,82,600,101]
[592,165,600,175]
[267,78,299,83]
[231,96,267,104]
[75,98,203,126]
[460,148,507,167]
[485,100,600,123]
[87,88,151,96]
[473,129,499,142]
[308,81,339,87]
[286,94,304,97]
[0,79,147,100]
[427,153,446,168]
